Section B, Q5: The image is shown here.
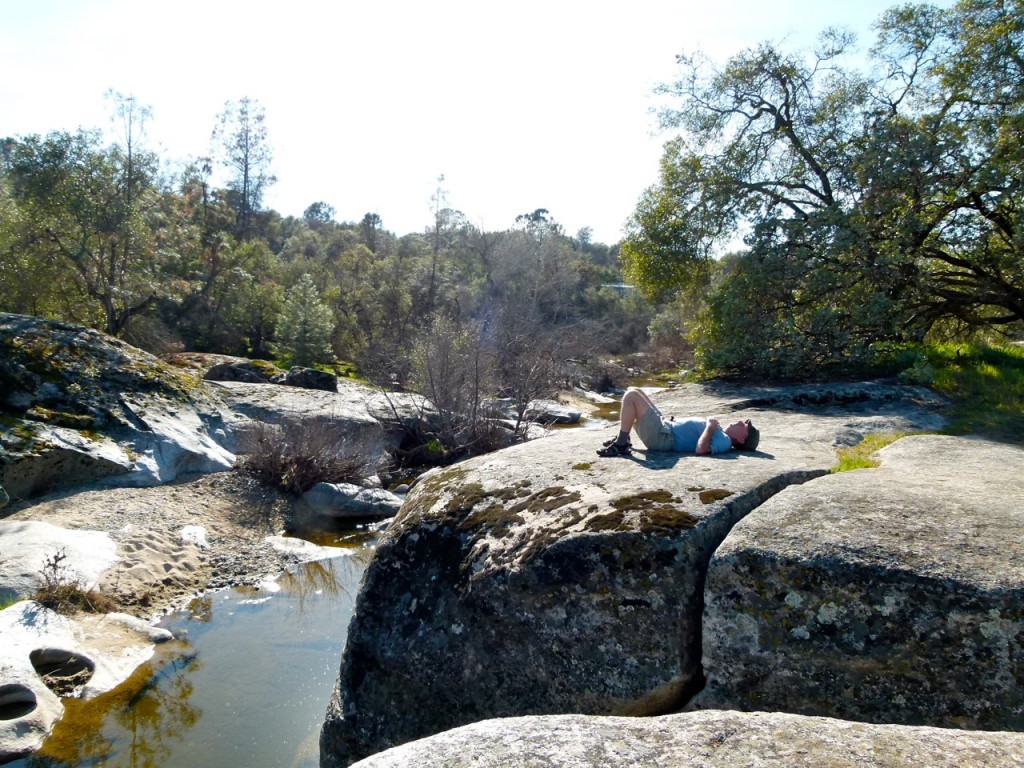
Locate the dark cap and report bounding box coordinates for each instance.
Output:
[738,421,759,451]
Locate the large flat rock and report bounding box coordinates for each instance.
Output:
[348,710,1024,767]
[0,600,172,762]
[692,434,1024,729]
[208,380,436,463]
[321,381,946,766]
[0,313,433,500]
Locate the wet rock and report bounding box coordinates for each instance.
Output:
[320,381,947,765]
[301,482,402,519]
[347,710,1024,768]
[0,600,173,762]
[691,435,1024,730]
[0,662,63,762]
[266,535,355,563]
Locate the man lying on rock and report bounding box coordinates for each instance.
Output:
[597,387,759,457]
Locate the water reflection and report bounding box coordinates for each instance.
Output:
[274,556,369,618]
[21,647,201,767]
[9,551,367,768]
[286,519,385,550]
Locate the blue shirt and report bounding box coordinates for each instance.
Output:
[671,418,733,454]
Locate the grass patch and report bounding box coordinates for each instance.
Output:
[834,341,1023,470]
[832,433,911,472]
[925,343,1024,443]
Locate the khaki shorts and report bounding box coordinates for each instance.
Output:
[635,404,675,451]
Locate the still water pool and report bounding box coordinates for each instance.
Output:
[10,547,370,768]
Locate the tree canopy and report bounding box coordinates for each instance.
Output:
[621,0,1024,378]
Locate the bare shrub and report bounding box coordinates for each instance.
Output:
[33,549,119,615]
[491,308,571,435]
[236,418,374,495]
[406,315,498,461]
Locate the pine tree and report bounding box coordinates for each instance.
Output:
[277,273,334,367]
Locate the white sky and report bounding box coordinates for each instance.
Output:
[1,0,944,243]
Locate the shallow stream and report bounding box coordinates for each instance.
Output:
[8,389,641,767]
[9,537,371,768]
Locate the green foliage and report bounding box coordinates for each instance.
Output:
[693,232,910,380]
[629,0,1024,380]
[897,353,937,386]
[1,96,638,390]
[4,129,165,335]
[277,273,335,367]
[620,145,721,303]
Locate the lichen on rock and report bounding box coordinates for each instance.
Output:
[692,435,1024,730]
[0,313,234,499]
[321,379,952,767]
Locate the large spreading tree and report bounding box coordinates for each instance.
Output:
[3,128,165,336]
[621,0,1024,378]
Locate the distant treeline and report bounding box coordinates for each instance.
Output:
[0,95,660,391]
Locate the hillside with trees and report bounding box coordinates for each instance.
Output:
[0,95,659,465]
[2,0,1021,450]
[0,95,643,376]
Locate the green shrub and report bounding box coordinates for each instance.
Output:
[691,245,911,381]
[897,353,936,386]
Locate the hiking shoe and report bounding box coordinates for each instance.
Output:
[597,442,632,457]
[602,437,631,448]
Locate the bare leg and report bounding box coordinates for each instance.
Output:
[617,387,654,438]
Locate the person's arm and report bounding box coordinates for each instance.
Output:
[696,418,720,454]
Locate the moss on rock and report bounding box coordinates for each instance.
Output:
[0,313,205,429]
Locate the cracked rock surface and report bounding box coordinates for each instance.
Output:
[691,434,1024,729]
[321,380,951,767]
